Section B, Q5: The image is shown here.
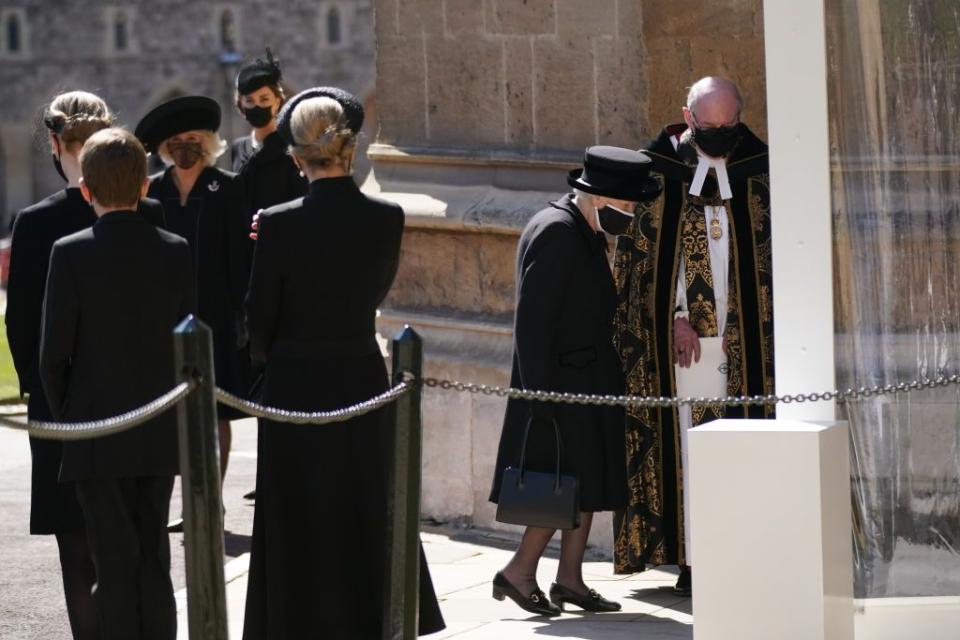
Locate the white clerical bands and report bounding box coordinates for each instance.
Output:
[689,156,733,200]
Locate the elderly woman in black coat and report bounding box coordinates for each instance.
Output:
[241,88,444,639]
[489,147,662,616]
[135,96,252,504]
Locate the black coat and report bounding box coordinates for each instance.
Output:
[5,189,165,533]
[241,177,444,639]
[489,194,627,513]
[231,131,307,215]
[148,166,252,405]
[39,211,194,482]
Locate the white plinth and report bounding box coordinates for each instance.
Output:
[855,597,960,640]
[688,419,854,640]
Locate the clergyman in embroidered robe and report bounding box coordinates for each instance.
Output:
[612,77,775,575]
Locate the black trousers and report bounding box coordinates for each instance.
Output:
[75,476,176,640]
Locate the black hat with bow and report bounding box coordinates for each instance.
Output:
[567,146,662,202]
[236,47,283,95]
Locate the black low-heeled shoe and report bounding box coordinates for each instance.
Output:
[492,572,561,617]
[548,582,622,612]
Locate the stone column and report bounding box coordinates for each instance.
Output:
[369,0,768,554]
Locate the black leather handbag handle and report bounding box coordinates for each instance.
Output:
[516,418,564,493]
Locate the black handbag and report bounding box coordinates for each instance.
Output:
[496,418,580,530]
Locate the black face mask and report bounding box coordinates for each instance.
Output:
[692,123,742,158]
[243,104,274,128]
[598,205,634,236]
[52,152,68,183]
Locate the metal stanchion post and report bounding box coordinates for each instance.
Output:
[173,315,228,640]
[384,326,423,640]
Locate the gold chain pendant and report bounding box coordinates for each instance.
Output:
[710,217,723,240]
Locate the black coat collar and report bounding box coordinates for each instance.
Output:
[305,175,359,199]
[550,193,607,255]
[94,210,145,226]
[63,187,87,204]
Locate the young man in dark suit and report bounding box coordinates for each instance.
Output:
[40,127,195,640]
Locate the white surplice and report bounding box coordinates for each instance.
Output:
[671,135,731,565]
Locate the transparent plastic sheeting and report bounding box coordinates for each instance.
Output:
[826,1,960,598]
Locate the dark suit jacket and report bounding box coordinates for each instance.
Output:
[6,189,166,417]
[40,211,195,482]
[489,194,627,512]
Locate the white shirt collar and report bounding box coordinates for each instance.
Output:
[689,150,732,200]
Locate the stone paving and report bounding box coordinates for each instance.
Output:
[177,529,693,639]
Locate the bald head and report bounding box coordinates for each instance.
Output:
[683,76,743,130]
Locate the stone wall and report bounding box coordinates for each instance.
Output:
[370,0,768,555]
[642,0,767,141]
[0,0,376,220]
[377,0,648,154]
[375,0,766,156]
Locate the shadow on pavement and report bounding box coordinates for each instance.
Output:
[224,530,252,558]
[524,612,692,637]
[628,585,691,609]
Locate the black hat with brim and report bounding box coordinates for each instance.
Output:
[276,87,364,146]
[237,48,282,95]
[567,146,662,202]
[134,96,221,153]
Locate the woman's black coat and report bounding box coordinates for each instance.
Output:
[241,177,444,639]
[147,166,252,405]
[231,131,307,215]
[489,194,628,513]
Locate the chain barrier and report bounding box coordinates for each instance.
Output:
[2,370,957,441]
[214,378,413,424]
[0,378,412,440]
[0,380,197,441]
[420,373,960,408]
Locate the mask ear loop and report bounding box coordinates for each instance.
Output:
[591,196,604,231]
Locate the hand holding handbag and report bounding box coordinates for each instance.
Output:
[496,417,580,530]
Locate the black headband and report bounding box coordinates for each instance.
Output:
[275,87,364,146]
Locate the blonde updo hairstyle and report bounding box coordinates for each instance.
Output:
[289,97,357,173]
[44,91,114,154]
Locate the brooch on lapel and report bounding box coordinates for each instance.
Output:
[208,180,220,193]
